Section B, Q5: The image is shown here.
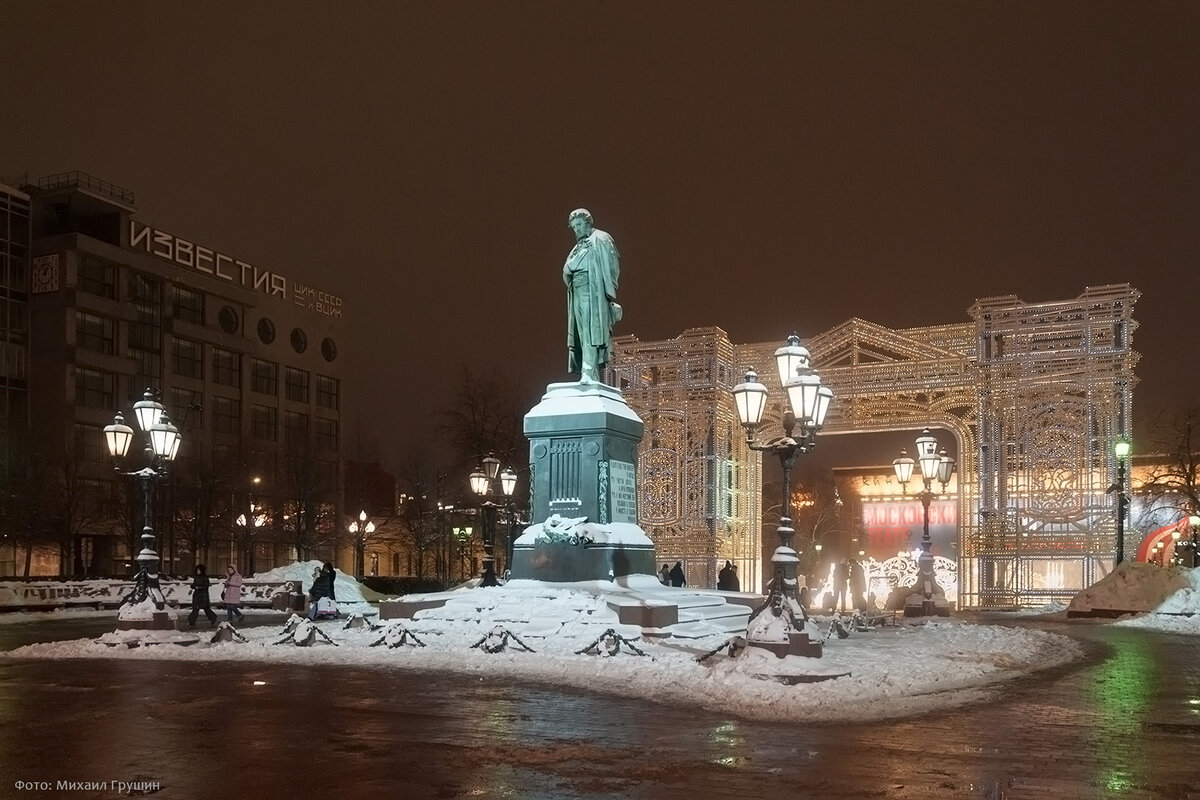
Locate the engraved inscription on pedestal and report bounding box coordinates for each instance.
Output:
[609,460,637,524]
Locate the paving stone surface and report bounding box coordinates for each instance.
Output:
[0,612,1197,799]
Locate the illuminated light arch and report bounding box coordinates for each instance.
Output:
[610,285,1139,608]
[1135,519,1187,563]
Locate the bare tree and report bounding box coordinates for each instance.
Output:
[438,365,525,469]
[395,449,456,582]
[172,453,236,575]
[1135,409,1200,521]
[280,443,338,562]
[0,441,54,577]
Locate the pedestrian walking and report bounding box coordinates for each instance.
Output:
[730,564,741,592]
[834,559,850,611]
[222,564,245,623]
[669,561,686,588]
[187,564,218,627]
[659,563,671,585]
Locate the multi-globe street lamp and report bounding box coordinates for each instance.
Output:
[732,334,832,655]
[348,510,377,578]
[102,389,182,610]
[893,428,955,617]
[469,455,517,587]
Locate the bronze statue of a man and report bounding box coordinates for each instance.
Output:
[563,208,621,383]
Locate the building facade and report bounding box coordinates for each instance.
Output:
[9,171,345,577]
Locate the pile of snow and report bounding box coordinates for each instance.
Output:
[3,581,1086,724]
[1068,562,1200,615]
[252,561,387,606]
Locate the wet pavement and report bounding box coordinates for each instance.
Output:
[0,612,1198,799]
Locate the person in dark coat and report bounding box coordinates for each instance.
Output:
[849,559,868,610]
[187,564,218,627]
[669,561,686,588]
[730,564,741,592]
[308,561,337,620]
[834,559,851,611]
[717,560,734,590]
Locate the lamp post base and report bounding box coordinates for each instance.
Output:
[116,610,179,631]
[746,631,823,659]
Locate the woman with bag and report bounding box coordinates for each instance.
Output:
[308,561,337,620]
[222,564,245,623]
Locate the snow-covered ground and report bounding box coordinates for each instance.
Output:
[3,561,1198,724]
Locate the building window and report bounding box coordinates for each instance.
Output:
[212,396,240,435]
[284,410,309,445]
[170,387,203,430]
[321,337,337,362]
[316,374,339,410]
[251,404,278,441]
[257,317,276,344]
[250,358,278,396]
[73,423,106,464]
[76,367,115,409]
[171,337,204,379]
[316,417,338,451]
[218,305,239,334]
[75,311,115,354]
[129,274,162,351]
[285,367,309,403]
[290,328,308,353]
[78,257,116,299]
[172,286,205,325]
[130,350,161,402]
[212,347,241,387]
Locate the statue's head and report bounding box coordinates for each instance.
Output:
[568,208,593,238]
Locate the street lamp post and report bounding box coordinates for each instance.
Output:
[1188,513,1200,568]
[499,466,518,575]
[469,455,517,587]
[102,389,182,616]
[1110,438,1131,564]
[348,510,376,578]
[893,428,955,617]
[732,334,832,657]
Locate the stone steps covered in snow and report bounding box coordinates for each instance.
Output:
[379,578,757,641]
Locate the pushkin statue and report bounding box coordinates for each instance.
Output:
[563,208,621,383]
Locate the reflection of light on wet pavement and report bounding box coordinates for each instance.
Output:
[1087,634,1154,793]
[708,720,749,768]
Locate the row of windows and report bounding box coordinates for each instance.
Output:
[76,322,338,410]
[77,259,338,362]
[77,371,337,448]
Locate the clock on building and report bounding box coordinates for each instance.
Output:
[32,254,60,294]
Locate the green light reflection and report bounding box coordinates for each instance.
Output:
[1087,635,1156,794]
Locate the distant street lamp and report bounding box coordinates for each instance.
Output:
[348,510,377,578]
[893,428,955,617]
[1188,513,1200,568]
[469,455,517,586]
[103,389,182,613]
[1109,438,1131,564]
[234,476,265,575]
[732,334,832,657]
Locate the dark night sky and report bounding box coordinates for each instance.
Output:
[3,2,1198,469]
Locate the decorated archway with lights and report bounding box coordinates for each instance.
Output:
[610,284,1139,607]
